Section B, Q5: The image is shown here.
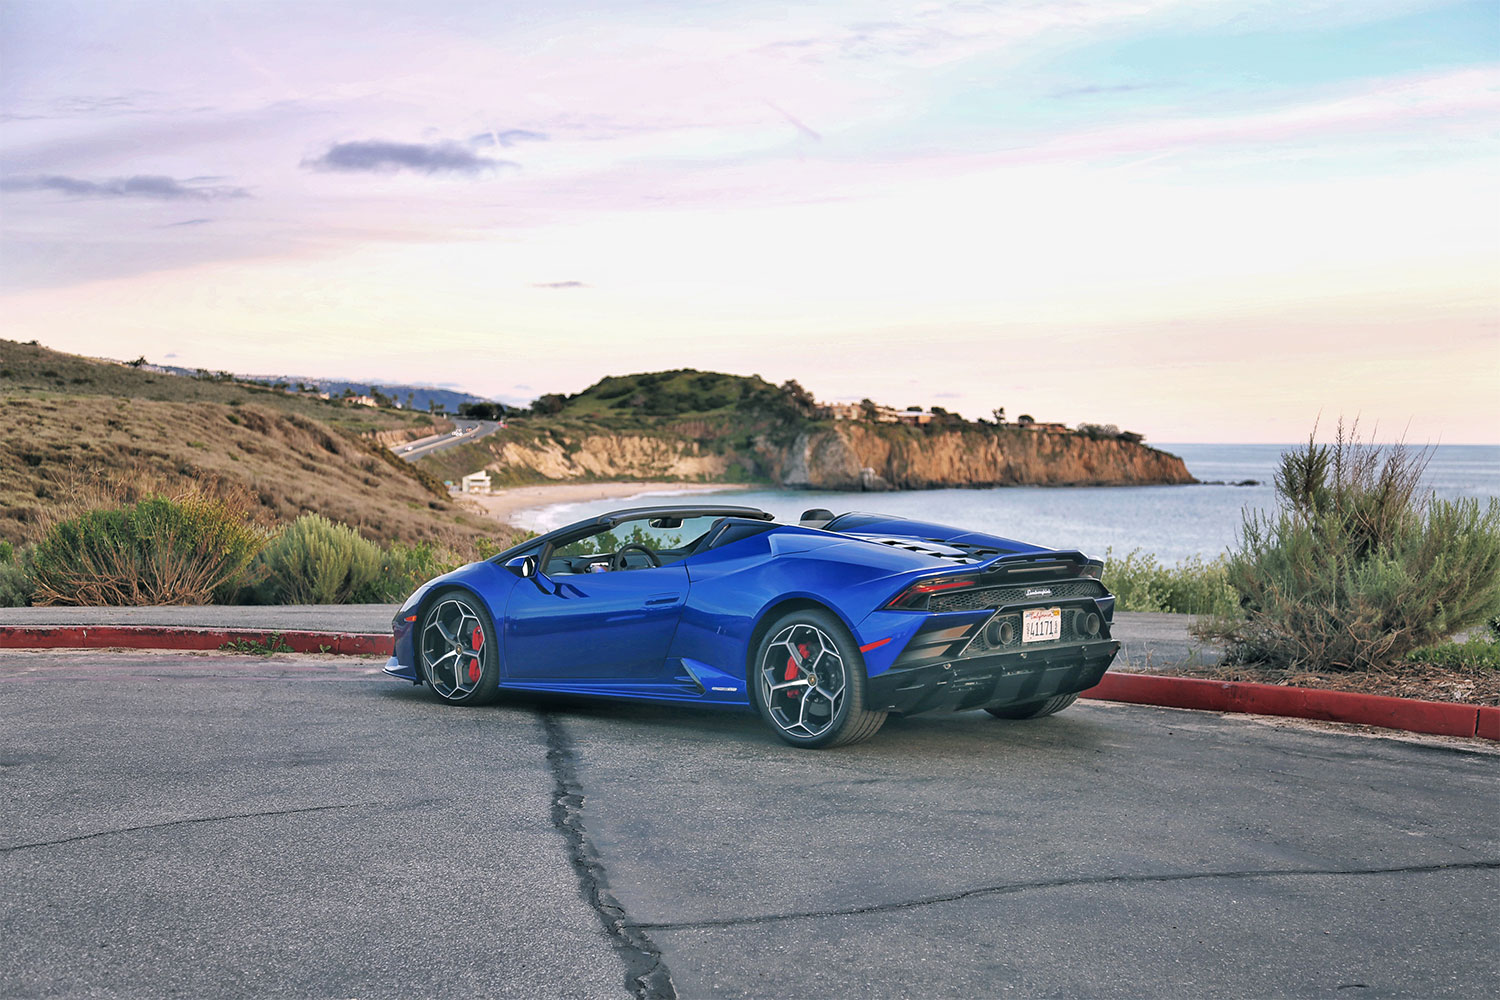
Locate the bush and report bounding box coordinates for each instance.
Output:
[370,541,459,603]
[243,514,384,604]
[1405,638,1500,671]
[1103,548,1240,617]
[0,541,35,607]
[1195,423,1500,670]
[31,496,263,605]
[243,515,461,604]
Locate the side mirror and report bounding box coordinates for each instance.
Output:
[506,555,538,578]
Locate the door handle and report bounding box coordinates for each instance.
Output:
[645,594,680,606]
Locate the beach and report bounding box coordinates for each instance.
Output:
[463,481,734,528]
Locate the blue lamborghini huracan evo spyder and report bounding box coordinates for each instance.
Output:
[385,504,1120,748]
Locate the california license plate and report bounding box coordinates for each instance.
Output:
[1022,607,1062,643]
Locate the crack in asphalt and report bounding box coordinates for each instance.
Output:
[637,859,1500,931]
[542,712,676,1000]
[0,801,381,853]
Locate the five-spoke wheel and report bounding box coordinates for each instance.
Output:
[419,589,499,705]
[752,609,885,748]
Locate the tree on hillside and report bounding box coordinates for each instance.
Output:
[991,407,1006,424]
[860,398,879,421]
[532,393,567,415]
[780,379,816,416]
[127,356,147,368]
[459,402,505,420]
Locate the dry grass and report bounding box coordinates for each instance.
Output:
[0,342,519,558]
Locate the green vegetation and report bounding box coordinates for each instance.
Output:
[1102,548,1240,617]
[239,514,459,605]
[1405,637,1500,671]
[0,540,34,607]
[1195,423,1500,670]
[30,494,263,606]
[220,632,294,655]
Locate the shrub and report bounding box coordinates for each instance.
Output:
[1102,548,1240,617]
[31,496,263,605]
[1195,423,1500,670]
[244,514,384,605]
[0,541,35,607]
[1405,637,1500,671]
[366,541,459,603]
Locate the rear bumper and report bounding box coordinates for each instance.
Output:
[865,638,1120,716]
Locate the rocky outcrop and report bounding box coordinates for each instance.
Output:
[365,419,453,446]
[476,422,1193,489]
[483,433,730,481]
[759,424,1194,489]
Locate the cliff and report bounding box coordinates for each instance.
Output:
[445,422,1192,489]
[762,423,1195,489]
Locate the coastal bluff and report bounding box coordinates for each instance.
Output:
[467,422,1195,490]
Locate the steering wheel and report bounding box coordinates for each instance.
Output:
[611,542,661,572]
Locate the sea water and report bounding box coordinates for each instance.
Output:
[511,443,1500,564]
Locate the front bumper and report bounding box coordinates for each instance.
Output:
[865,638,1119,716]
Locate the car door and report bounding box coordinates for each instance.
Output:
[503,563,689,683]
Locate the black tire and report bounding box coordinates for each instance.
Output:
[751,608,886,749]
[417,587,501,706]
[985,692,1078,720]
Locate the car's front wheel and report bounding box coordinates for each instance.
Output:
[751,609,886,748]
[985,692,1078,720]
[418,588,500,706]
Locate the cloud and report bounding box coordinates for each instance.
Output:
[470,129,549,148]
[1050,83,1158,99]
[303,139,515,175]
[164,218,213,227]
[0,174,249,200]
[531,280,587,288]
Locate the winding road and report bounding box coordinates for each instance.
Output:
[391,419,500,462]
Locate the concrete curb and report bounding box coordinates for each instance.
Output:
[2,625,1494,741]
[1083,672,1499,741]
[0,625,393,656]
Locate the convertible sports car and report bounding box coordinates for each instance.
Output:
[384,504,1120,748]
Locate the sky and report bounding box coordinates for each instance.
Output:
[1,0,1496,443]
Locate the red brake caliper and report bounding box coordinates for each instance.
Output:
[468,626,484,683]
[783,643,809,701]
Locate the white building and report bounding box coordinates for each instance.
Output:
[460,471,492,494]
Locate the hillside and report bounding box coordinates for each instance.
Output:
[0,341,517,552]
[417,369,1195,489]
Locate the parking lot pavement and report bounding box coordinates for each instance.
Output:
[0,652,628,1000]
[4,651,1496,1000]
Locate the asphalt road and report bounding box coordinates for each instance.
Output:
[3,651,1495,999]
[392,419,500,462]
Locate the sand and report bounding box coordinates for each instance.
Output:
[462,481,737,529]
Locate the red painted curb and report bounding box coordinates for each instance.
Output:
[1082,672,1494,741]
[1478,707,1500,741]
[0,625,393,657]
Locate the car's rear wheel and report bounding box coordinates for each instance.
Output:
[419,588,500,706]
[985,692,1078,720]
[752,609,886,748]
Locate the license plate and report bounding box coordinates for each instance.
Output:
[1022,607,1062,643]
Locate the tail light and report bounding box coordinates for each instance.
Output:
[885,575,979,610]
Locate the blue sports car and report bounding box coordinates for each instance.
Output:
[385,504,1120,748]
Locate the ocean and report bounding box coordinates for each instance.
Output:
[511,443,1500,564]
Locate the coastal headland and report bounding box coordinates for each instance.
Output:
[418,369,1195,495]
